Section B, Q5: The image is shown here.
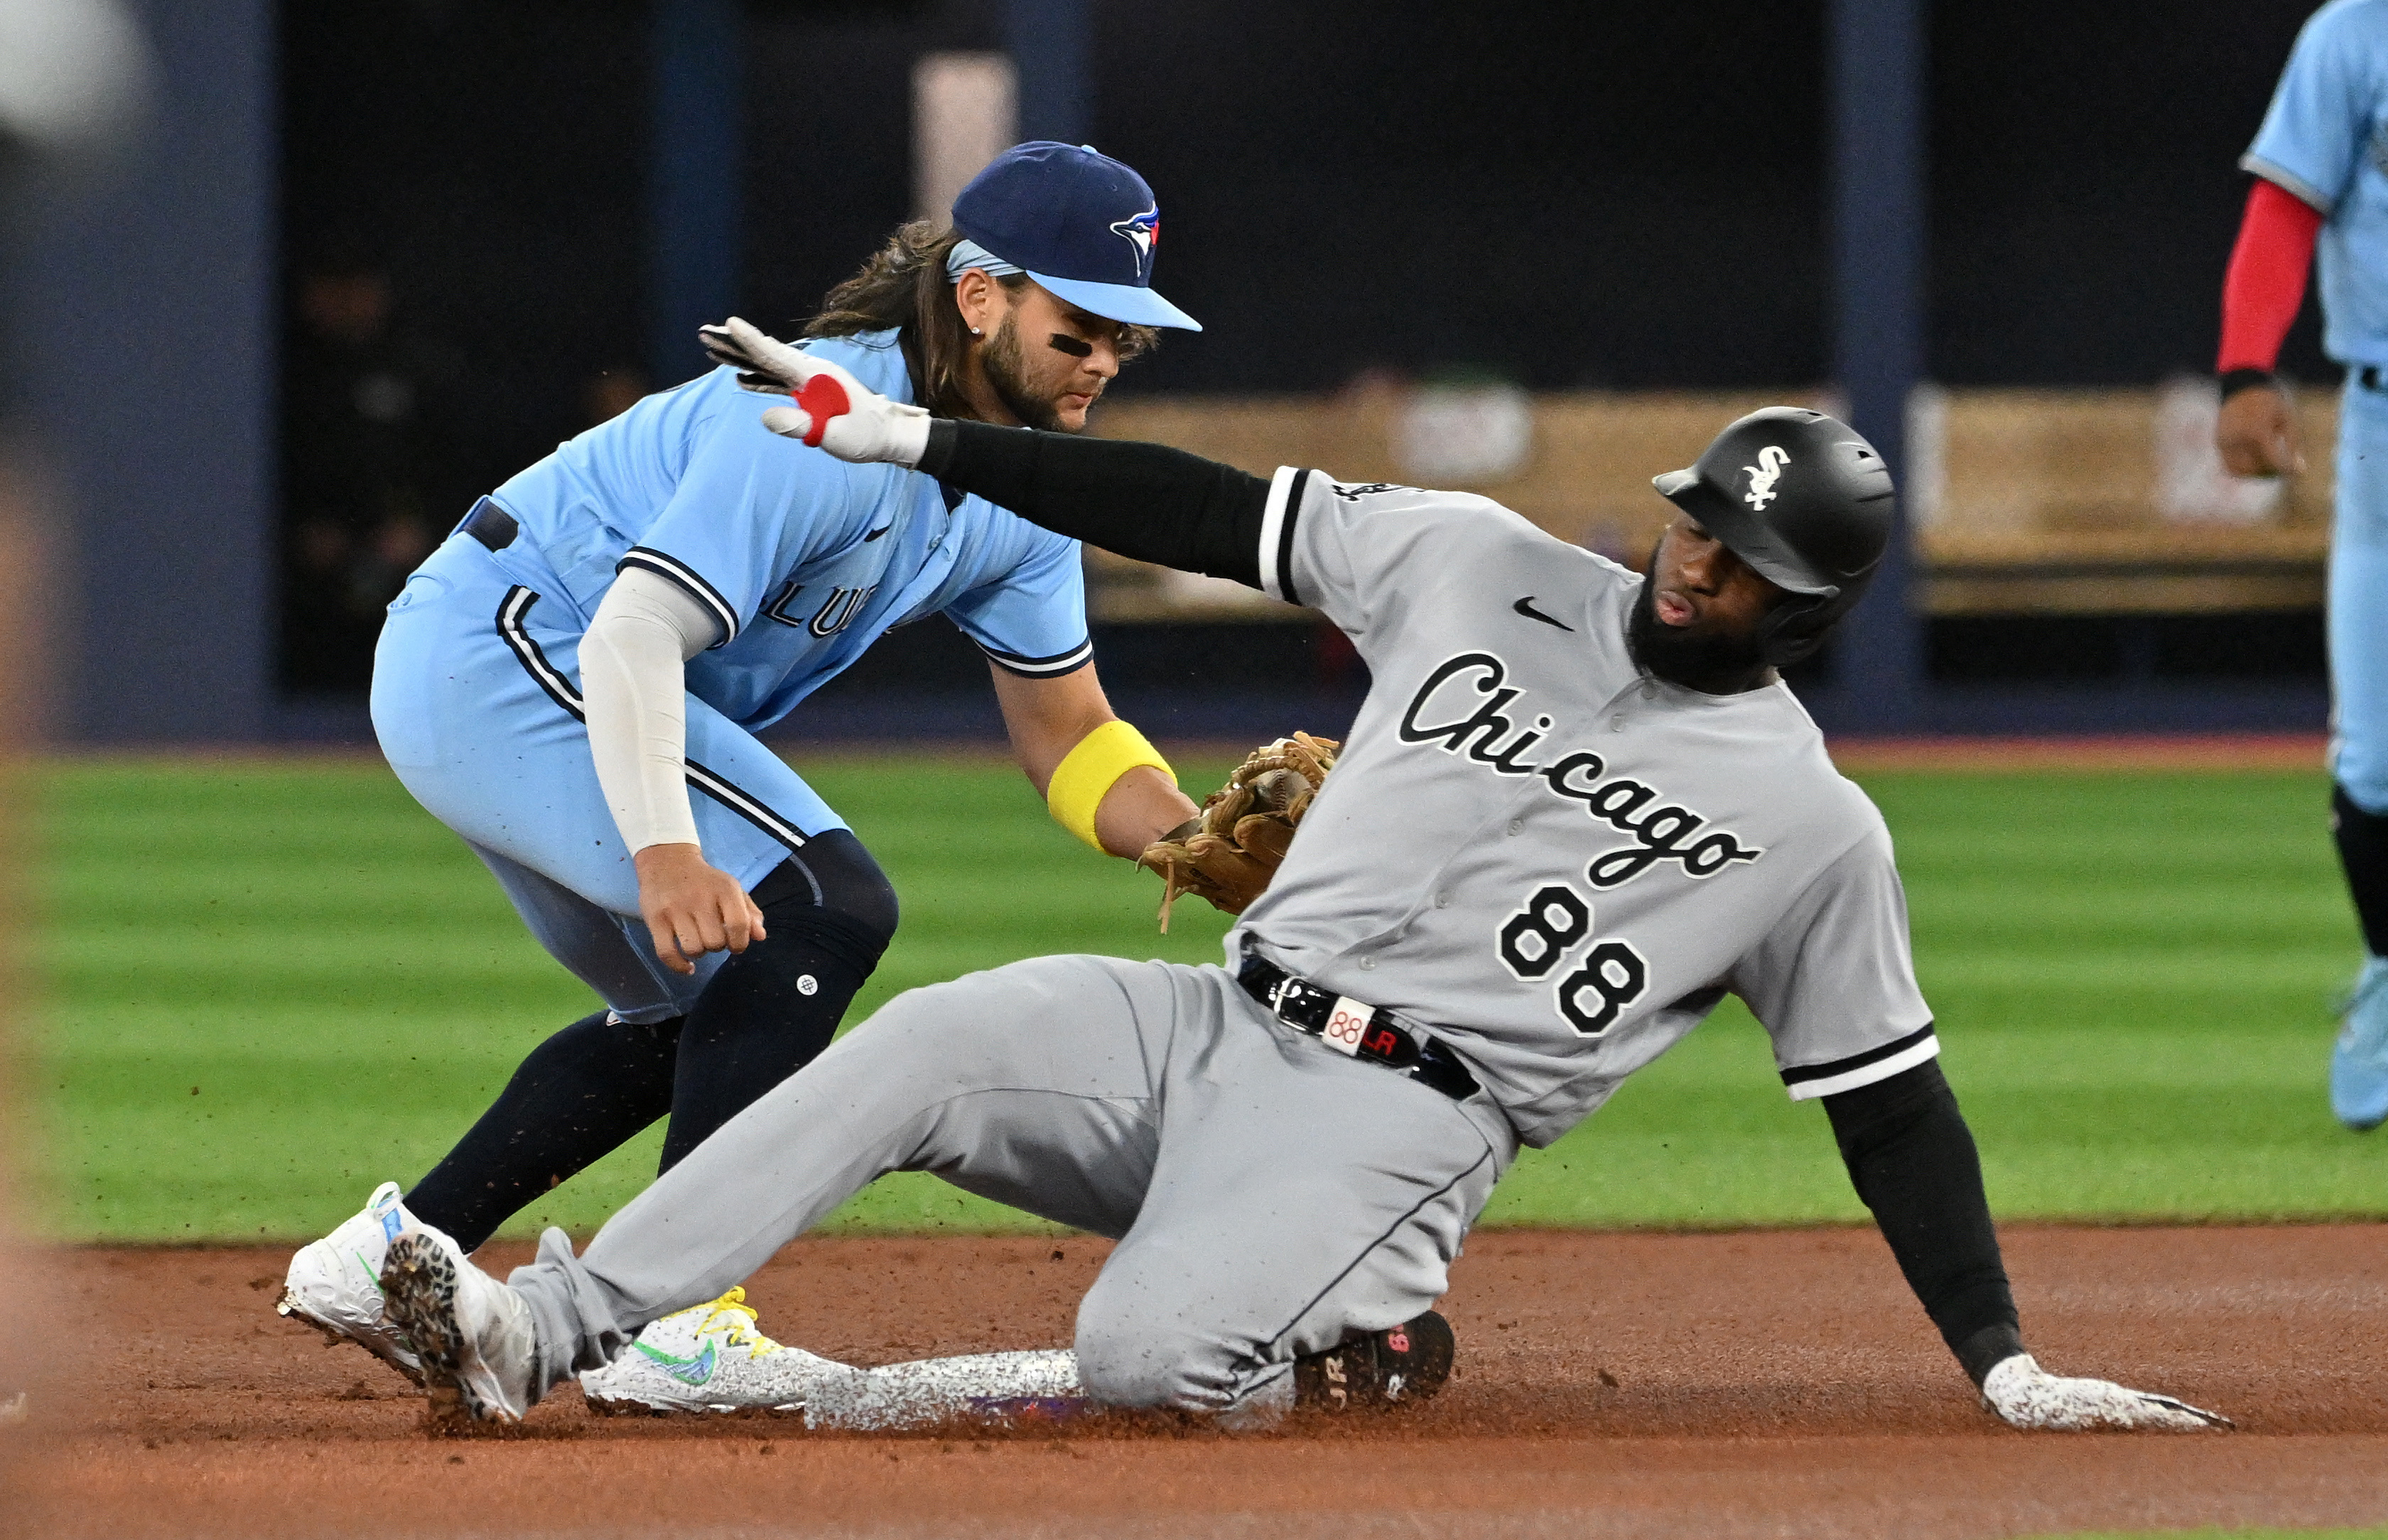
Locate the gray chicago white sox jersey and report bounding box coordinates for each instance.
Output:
[1228,469,1935,1148]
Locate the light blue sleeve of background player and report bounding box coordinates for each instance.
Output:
[2245,0,2384,211]
[943,524,1095,678]
[615,403,868,646]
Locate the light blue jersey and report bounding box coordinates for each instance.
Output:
[370,327,1095,1024]
[488,327,1092,730]
[2241,3,2388,815]
[2245,0,2388,367]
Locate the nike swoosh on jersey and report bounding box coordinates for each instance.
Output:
[1511,596,1574,631]
[863,523,893,541]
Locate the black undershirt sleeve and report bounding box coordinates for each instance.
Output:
[919,417,1274,587]
[1821,1058,2024,1387]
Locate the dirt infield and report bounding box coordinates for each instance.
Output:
[7,1225,2387,1539]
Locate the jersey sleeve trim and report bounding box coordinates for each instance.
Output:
[1780,1022,1940,1102]
[2240,153,2334,215]
[617,548,740,647]
[1257,466,1309,606]
[978,636,1095,678]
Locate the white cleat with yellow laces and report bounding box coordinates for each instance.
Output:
[580,1288,858,1416]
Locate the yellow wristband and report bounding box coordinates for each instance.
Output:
[1047,720,1175,852]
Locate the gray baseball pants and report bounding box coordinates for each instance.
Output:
[506,953,1516,1414]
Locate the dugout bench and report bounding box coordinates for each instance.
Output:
[1084,386,2340,628]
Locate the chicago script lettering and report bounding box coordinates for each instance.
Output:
[1402,652,1763,886]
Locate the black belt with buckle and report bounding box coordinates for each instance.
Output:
[460,497,519,552]
[1238,957,1481,1102]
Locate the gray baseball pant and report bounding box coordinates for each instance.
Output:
[506,953,1516,1415]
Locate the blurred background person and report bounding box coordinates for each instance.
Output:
[279,239,470,691]
[2213,0,2388,1130]
[0,0,157,1456]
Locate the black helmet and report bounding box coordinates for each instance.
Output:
[1650,406,1896,666]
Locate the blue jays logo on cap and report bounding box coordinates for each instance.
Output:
[1109,207,1159,281]
[951,143,1200,332]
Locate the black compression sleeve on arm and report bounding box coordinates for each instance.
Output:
[1822,1057,2024,1387]
[919,417,1274,587]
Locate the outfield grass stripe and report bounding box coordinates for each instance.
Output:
[31,757,2388,1242]
[1918,953,2347,989]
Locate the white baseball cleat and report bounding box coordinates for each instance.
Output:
[379,1229,538,1426]
[580,1287,857,1416]
[276,1181,424,1382]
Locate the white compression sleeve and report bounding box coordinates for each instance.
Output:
[581,568,724,855]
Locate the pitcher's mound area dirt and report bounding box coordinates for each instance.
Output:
[7,1225,2387,1539]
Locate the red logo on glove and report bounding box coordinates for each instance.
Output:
[791,374,850,448]
[1387,1328,1410,1353]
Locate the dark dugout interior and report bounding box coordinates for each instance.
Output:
[279,0,2332,705]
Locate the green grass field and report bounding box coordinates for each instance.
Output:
[26,753,2388,1242]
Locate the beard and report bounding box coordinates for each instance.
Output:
[1626,566,1771,689]
[980,315,1073,433]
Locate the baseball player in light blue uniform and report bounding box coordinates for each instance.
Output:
[276,143,1208,1400]
[376,330,1092,972]
[2220,0,2388,1126]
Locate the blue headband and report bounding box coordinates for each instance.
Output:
[946,237,1025,281]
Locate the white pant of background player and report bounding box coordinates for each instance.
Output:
[503,953,1513,1419]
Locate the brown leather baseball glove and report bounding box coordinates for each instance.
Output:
[1138,732,1339,931]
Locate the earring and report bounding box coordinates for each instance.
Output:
[970,326,983,336]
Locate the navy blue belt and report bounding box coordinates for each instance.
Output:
[459,497,519,552]
[1238,957,1481,1102]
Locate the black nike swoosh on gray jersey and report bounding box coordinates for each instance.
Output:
[863,523,893,541]
[1512,596,1574,631]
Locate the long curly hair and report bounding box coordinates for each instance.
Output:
[804,221,1159,419]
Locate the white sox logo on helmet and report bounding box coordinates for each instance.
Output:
[1742,445,1791,511]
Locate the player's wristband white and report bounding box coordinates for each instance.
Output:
[881,404,932,467]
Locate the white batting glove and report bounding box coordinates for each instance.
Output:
[696,316,931,467]
[1980,1353,2231,1432]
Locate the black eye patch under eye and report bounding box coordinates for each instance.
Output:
[1046,332,1094,358]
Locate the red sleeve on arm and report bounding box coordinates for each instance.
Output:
[2217,178,2325,373]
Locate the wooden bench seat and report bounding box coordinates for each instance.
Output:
[1089,385,2343,621]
